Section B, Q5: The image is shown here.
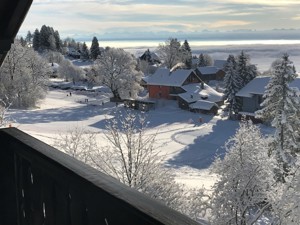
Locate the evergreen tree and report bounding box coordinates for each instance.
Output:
[48,35,56,51]
[53,30,62,52]
[224,55,242,117]
[19,37,27,47]
[198,53,205,67]
[32,28,40,51]
[39,25,51,50]
[181,40,192,69]
[210,122,277,225]
[25,31,33,44]
[237,51,257,87]
[256,54,300,172]
[90,36,100,60]
[80,42,89,60]
[198,53,212,67]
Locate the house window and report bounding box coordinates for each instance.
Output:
[158,92,162,98]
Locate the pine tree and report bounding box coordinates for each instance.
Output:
[48,35,56,51]
[32,28,40,51]
[224,55,243,117]
[198,53,212,67]
[256,54,300,171]
[198,53,206,67]
[53,30,62,52]
[19,37,27,47]
[237,51,257,87]
[25,31,33,44]
[210,122,277,225]
[90,36,100,60]
[39,25,51,50]
[181,40,192,69]
[80,42,89,60]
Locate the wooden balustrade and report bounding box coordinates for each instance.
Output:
[0,128,202,225]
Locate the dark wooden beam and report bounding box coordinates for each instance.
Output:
[0,0,33,67]
[0,128,202,225]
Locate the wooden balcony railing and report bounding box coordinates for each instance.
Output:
[0,128,202,225]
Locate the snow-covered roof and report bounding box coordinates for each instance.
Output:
[150,52,160,62]
[179,83,224,103]
[146,68,194,87]
[190,100,218,110]
[68,47,80,56]
[236,76,300,98]
[213,60,226,70]
[197,66,219,75]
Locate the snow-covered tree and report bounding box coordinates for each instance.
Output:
[275,164,300,224]
[32,28,40,51]
[58,59,84,83]
[256,54,300,172]
[80,42,90,60]
[53,30,63,52]
[93,47,142,100]
[210,122,277,225]
[198,53,213,67]
[89,110,187,211]
[0,99,10,128]
[48,34,57,51]
[19,37,27,47]
[53,111,204,218]
[157,38,182,69]
[224,55,243,117]
[237,51,257,87]
[181,40,192,69]
[90,36,100,60]
[54,126,97,164]
[0,41,50,108]
[25,31,33,44]
[43,50,64,64]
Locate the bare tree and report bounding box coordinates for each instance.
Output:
[53,111,210,221]
[92,48,143,100]
[0,99,10,128]
[58,59,84,83]
[53,126,98,164]
[0,41,50,108]
[157,38,183,69]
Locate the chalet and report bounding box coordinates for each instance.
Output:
[139,49,161,65]
[146,68,201,100]
[236,76,300,117]
[178,83,224,114]
[213,59,227,71]
[195,66,225,82]
[67,47,81,59]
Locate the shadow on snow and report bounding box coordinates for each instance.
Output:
[167,119,239,170]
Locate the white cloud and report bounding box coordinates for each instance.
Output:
[19,0,300,38]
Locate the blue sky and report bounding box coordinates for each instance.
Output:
[20,0,300,40]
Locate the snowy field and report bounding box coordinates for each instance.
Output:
[7,88,273,189]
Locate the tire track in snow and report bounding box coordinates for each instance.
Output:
[171,123,212,145]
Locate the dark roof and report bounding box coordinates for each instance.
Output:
[0,0,33,66]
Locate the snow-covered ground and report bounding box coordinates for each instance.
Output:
[7,88,272,189]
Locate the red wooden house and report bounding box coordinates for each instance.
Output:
[146,68,201,100]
